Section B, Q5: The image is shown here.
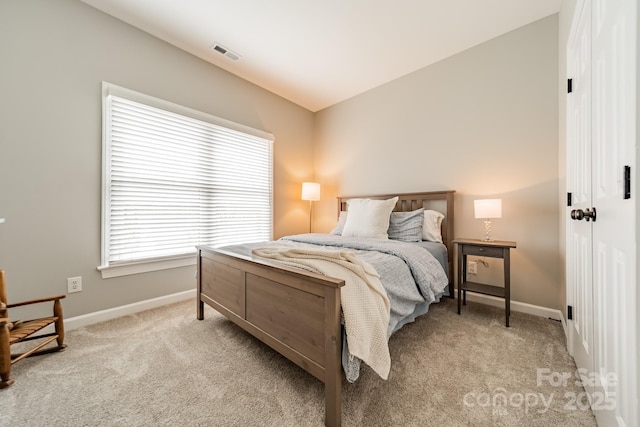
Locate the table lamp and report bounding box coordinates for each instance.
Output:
[474,199,502,241]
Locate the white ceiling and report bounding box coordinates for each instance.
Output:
[81,0,561,112]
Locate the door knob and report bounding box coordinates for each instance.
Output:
[570,207,597,222]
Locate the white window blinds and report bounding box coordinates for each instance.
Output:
[100,83,273,277]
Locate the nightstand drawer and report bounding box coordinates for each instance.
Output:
[461,245,504,258]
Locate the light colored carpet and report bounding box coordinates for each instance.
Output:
[1,298,596,426]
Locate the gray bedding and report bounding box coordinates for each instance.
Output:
[218,233,449,382]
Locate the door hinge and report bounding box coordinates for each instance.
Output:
[567,305,573,320]
[568,78,573,93]
[624,166,631,199]
[567,192,572,206]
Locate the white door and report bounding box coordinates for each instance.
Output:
[590,0,637,424]
[567,0,595,399]
[567,0,637,426]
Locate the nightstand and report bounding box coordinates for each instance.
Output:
[453,238,517,327]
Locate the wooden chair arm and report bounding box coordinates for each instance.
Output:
[7,294,66,309]
[0,317,9,326]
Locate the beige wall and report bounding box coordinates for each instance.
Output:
[0,3,567,317]
[314,15,560,309]
[0,0,314,317]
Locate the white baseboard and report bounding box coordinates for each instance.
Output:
[462,292,564,322]
[64,289,566,335]
[65,289,196,331]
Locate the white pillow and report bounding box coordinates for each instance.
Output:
[341,197,399,239]
[422,210,445,243]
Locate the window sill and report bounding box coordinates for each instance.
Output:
[98,255,196,279]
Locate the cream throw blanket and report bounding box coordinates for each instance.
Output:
[252,246,391,380]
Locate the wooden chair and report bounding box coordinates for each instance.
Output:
[0,270,67,388]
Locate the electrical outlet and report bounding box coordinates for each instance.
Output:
[468,261,478,275]
[67,276,82,293]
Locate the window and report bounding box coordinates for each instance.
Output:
[99,82,274,278]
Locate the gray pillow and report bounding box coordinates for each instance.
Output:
[388,209,424,242]
[330,211,347,235]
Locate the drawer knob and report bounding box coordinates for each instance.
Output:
[479,248,485,251]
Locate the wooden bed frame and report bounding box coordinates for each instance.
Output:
[196,190,455,426]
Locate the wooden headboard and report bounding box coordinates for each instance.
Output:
[337,190,456,290]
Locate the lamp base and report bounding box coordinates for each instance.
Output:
[482,219,493,241]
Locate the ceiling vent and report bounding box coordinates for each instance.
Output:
[210,43,240,61]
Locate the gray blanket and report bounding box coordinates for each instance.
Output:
[282,234,448,332]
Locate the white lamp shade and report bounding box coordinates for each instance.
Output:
[301,182,321,201]
[474,199,502,219]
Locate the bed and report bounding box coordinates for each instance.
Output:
[196,190,455,426]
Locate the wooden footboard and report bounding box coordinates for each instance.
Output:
[197,246,345,427]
